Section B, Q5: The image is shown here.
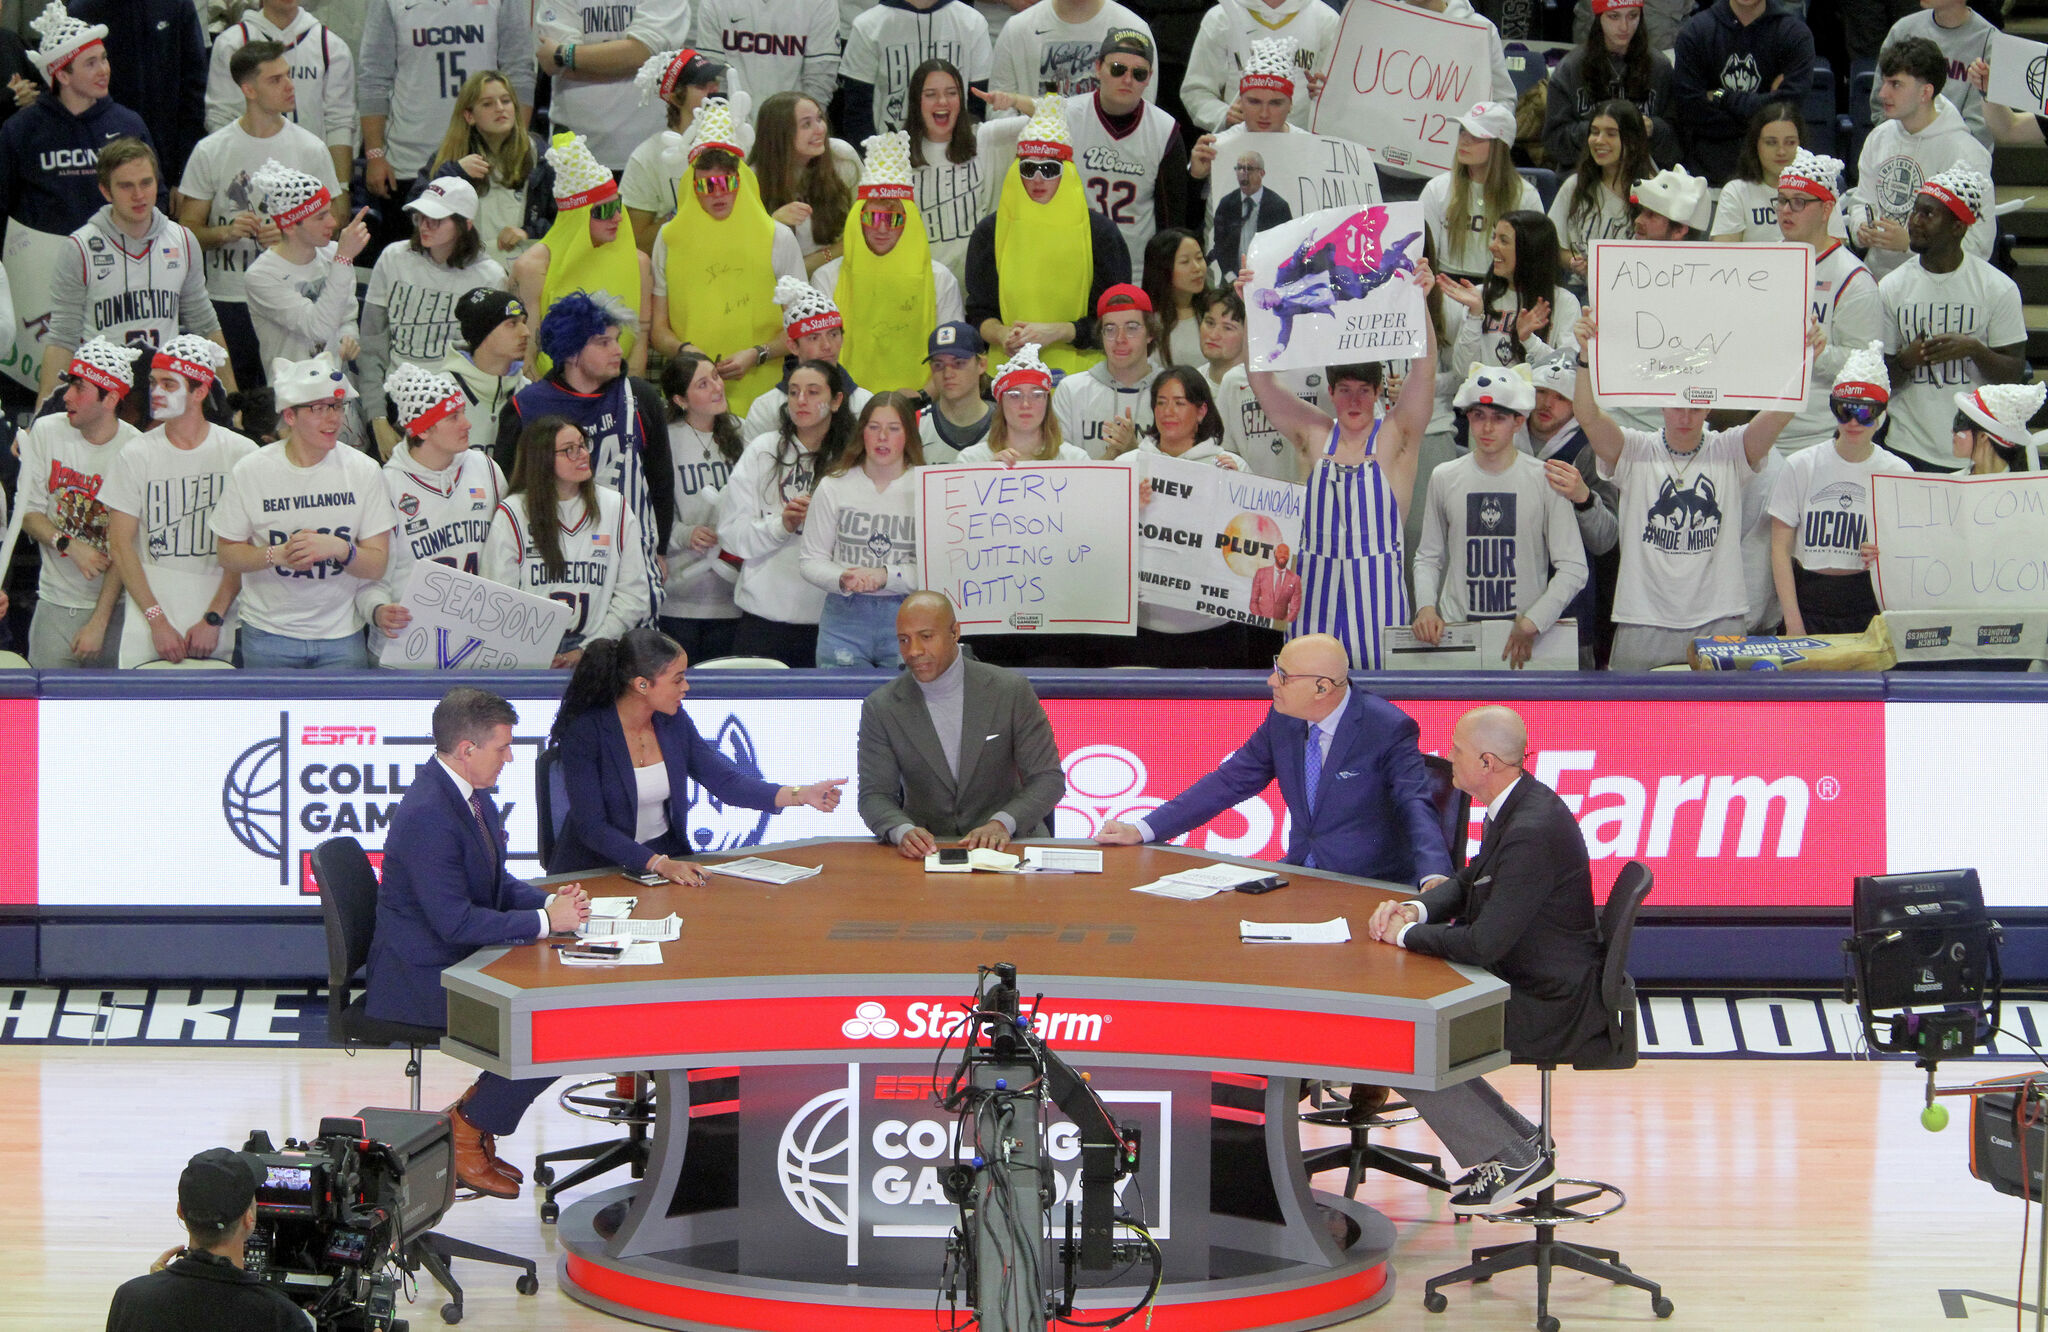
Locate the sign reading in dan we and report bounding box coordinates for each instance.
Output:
[1588,241,1811,409]
[375,563,573,670]
[918,464,1139,636]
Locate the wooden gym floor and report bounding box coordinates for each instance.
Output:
[1,1046,2036,1331]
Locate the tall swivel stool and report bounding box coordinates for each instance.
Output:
[1422,860,1673,1332]
[1301,755,1471,1197]
[314,836,540,1323]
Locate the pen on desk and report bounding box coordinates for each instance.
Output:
[1241,934,1289,942]
[554,941,624,954]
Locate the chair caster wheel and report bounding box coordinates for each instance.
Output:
[1537,1316,1560,1332]
[440,1301,462,1324]
[1423,1292,1448,1313]
[533,1165,554,1186]
[540,1201,559,1224]
[516,1272,540,1295]
[1653,1296,1675,1318]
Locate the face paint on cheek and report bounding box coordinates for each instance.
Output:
[151,384,188,419]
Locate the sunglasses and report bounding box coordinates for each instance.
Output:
[1106,60,1151,82]
[1830,398,1883,425]
[1001,387,1049,401]
[693,172,737,196]
[591,199,623,220]
[865,209,906,230]
[1018,160,1063,180]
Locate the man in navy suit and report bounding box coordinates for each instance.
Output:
[1368,705,1607,1215]
[366,687,590,1198]
[1094,632,1452,886]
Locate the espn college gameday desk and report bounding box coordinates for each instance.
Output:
[440,839,1510,1331]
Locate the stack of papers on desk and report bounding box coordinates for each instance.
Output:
[580,913,682,942]
[586,896,638,919]
[1021,847,1103,873]
[1239,918,1351,944]
[559,940,666,966]
[707,857,823,884]
[1131,862,1275,899]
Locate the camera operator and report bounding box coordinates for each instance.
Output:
[106,1147,314,1332]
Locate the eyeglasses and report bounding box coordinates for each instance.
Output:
[1018,160,1063,180]
[1270,656,1334,686]
[693,172,736,196]
[591,198,623,220]
[1830,398,1884,426]
[1772,194,1819,212]
[293,400,345,418]
[1106,60,1151,83]
[555,440,594,457]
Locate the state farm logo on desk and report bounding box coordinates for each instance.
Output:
[840,999,1109,1045]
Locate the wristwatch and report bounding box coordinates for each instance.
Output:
[53,534,70,555]
[203,611,225,627]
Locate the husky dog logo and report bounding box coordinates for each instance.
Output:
[1721,52,1761,94]
[1643,474,1722,553]
[1476,494,1506,532]
[684,713,776,850]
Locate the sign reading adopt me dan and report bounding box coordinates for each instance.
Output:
[917,464,1139,636]
[1311,0,1491,175]
[1137,453,1305,626]
[1245,203,1428,373]
[374,563,573,670]
[1587,240,1811,409]
[1986,33,2048,116]
[1871,472,2048,618]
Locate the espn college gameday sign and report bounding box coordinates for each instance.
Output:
[0,687,2030,909]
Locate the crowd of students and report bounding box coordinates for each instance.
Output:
[0,0,2040,673]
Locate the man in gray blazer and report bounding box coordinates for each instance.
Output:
[858,592,1067,858]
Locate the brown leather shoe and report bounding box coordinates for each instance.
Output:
[481,1132,524,1183]
[446,1100,519,1199]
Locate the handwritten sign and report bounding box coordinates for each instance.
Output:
[1872,473,2048,618]
[1587,240,1811,409]
[1205,129,1382,246]
[0,228,65,392]
[1312,0,1491,175]
[374,563,573,670]
[1987,33,2048,115]
[1138,453,1305,625]
[918,464,1138,636]
[1246,203,1428,373]
[1381,619,1578,670]
[118,564,238,666]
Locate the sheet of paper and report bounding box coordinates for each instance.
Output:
[1239,917,1352,943]
[585,896,638,919]
[558,940,665,966]
[580,913,681,942]
[1163,863,1278,890]
[706,857,823,883]
[1132,878,1232,900]
[1022,846,1104,873]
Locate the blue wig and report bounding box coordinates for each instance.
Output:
[538,291,625,370]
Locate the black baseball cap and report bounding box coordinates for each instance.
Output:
[1097,28,1153,63]
[456,288,527,351]
[179,1148,264,1228]
[925,322,987,360]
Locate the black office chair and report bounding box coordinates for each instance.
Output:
[313,836,539,1323]
[1422,860,1673,1331]
[534,743,566,872]
[1517,166,1562,213]
[1301,755,1473,1196]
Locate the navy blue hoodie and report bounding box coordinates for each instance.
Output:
[1670,0,1816,186]
[0,94,155,240]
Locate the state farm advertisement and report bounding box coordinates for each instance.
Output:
[1044,697,1888,909]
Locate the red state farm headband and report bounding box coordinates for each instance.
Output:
[1779,174,1835,203]
[1920,178,1977,224]
[152,348,216,390]
[271,186,333,229]
[47,37,102,76]
[1239,71,1294,97]
[1592,0,1642,13]
[555,174,619,212]
[67,354,128,396]
[858,182,914,200]
[787,310,843,339]
[408,391,467,434]
[1016,140,1072,162]
[994,364,1051,394]
[1832,381,1888,405]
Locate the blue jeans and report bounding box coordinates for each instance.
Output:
[815,593,905,668]
[239,625,371,669]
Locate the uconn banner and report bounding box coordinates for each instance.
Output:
[0,691,2046,908]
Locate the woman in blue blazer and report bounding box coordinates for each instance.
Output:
[550,627,847,880]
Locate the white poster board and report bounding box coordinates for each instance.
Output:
[1588,240,1812,409]
[1987,33,2048,116]
[1311,0,1492,175]
[118,564,239,667]
[1871,472,2048,615]
[1136,453,1305,625]
[1245,202,1429,373]
[373,563,573,669]
[917,464,1139,636]
[1205,130,1382,248]
[1380,619,1578,670]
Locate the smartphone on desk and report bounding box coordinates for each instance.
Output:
[1235,876,1289,894]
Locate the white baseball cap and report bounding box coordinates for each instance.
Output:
[406,177,480,221]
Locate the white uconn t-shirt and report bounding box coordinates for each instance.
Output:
[212,441,399,639]
[482,487,654,649]
[1598,426,1756,629]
